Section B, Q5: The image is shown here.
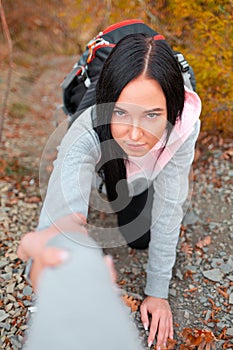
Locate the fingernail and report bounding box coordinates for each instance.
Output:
[105,255,113,262]
[144,323,148,331]
[157,346,161,350]
[59,251,69,261]
[148,340,152,347]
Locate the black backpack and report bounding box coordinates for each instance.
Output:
[61,19,196,126]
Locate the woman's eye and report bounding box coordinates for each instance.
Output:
[113,109,126,117]
[146,113,159,119]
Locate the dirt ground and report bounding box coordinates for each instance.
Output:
[1,53,233,349]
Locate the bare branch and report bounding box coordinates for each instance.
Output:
[0,0,13,144]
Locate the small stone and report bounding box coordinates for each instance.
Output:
[211,258,223,269]
[23,300,32,306]
[184,310,189,319]
[0,322,11,331]
[200,296,207,304]
[8,253,18,261]
[182,211,200,225]
[175,269,183,280]
[207,322,215,328]
[7,294,16,302]
[5,303,13,312]
[169,288,177,297]
[203,269,224,282]
[217,322,227,330]
[226,328,233,336]
[19,325,28,331]
[220,263,233,274]
[227,255,233,269]
[0,311,9,322]
[15,274,23,283]
[229,292,233,304]
[6,283,16,294]
[219,251,226,257]
[205,310,212,321]
[10,335,22,348]
[17,282,25,291]
[4,265,12,273]
[23,285,33,296]
[1,273,12,280]
[0,261,8,269]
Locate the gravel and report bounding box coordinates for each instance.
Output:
[1,56,232,349]
[2,144,231,349]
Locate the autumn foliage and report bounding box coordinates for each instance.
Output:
[1,0,233,135]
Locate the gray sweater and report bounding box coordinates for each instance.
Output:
[37,89,201,298]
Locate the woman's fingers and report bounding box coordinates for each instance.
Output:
[17,228,58,261]
[40,247,70,266]
[140,296,173,348]
[17,212,87,262]
[140,302,149,332]
[155,316,169,348]
[104,255,117,284]
[148,314,159,347]
[30,247,70,292]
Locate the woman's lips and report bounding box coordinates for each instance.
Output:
[125,142,146,149]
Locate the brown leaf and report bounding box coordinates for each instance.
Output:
[217,287,228,299]
[196,236,211,249]
[180,242,193,256]
[222,148,233,160]
[118,279,126,285]
[181,328,217,349]
[25,196,41,203]
[121,294,139,312]
[160,338,177,349]
[184,270,194,281]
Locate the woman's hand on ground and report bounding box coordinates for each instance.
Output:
[17,213,87,291]
[140,296,173,349]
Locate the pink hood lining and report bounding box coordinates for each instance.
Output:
[126,87,202,178]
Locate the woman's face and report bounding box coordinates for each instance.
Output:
[111,75,167,157]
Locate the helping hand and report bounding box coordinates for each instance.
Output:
[17,213,87,291]
[140,296,173,349]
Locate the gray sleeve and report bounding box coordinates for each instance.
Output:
[145,121,201,298]
[37,113,101,230]
[24,233,142,350]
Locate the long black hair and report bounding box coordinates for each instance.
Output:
[94,33,185,206]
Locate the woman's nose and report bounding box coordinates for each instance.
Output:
[128,124,143,141]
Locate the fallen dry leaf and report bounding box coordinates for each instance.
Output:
[196,236,211,249]
[180,327,217,349]
[160,338,177,349]
[121,294,139,312]
[222,148,233,160]
[217,287,228,299]
[24,196,41,203]
[181,242,193,256]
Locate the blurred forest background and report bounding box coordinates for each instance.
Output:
[0,0,233,138]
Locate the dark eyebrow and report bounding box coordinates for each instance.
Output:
[144,108,165,113]
[114,105,128,112]
[114,105,165,113]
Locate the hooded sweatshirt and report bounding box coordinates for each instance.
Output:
[37,86,201,298]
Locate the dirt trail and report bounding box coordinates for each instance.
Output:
[1,54,232,349]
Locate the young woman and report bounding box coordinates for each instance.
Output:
[18,33,201,349]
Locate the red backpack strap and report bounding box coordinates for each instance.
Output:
[153,34,165,40]
[102,19,145,35]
